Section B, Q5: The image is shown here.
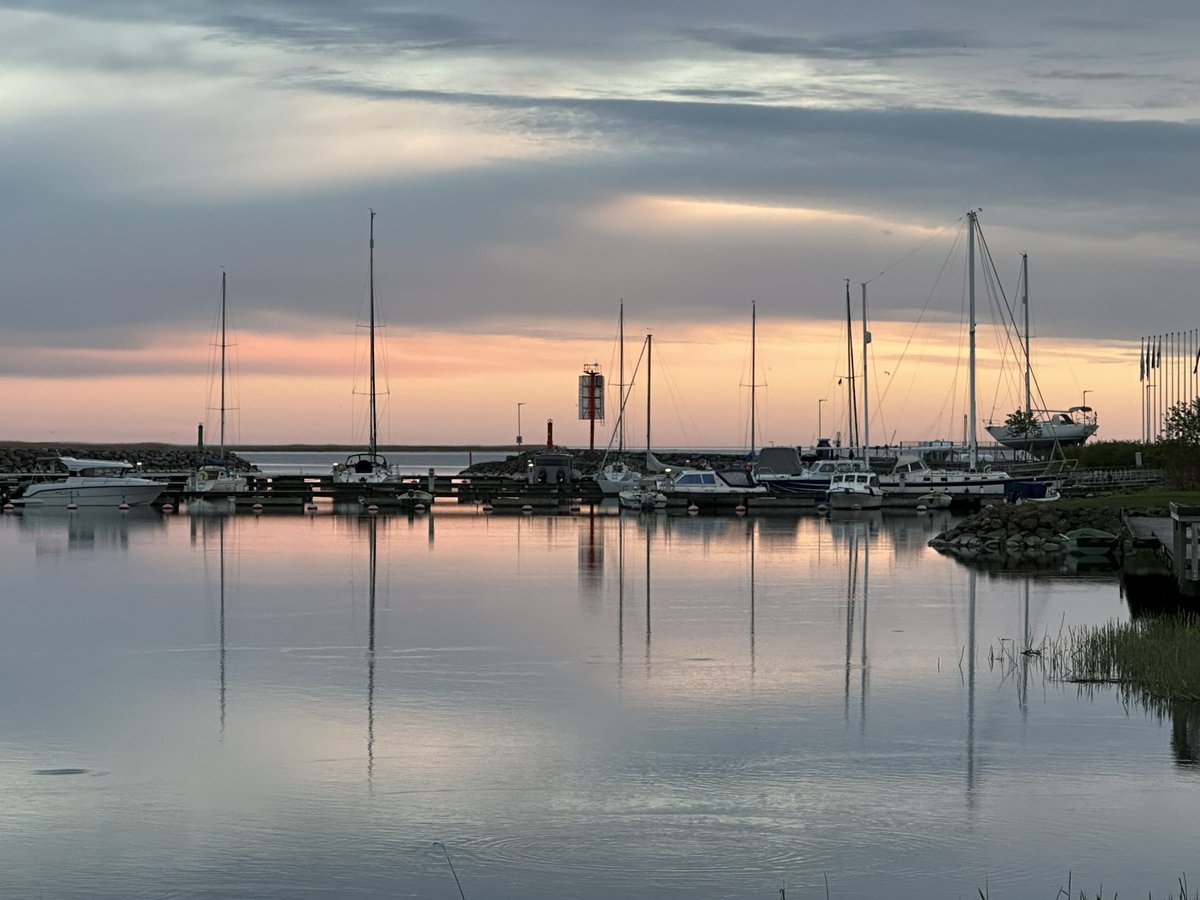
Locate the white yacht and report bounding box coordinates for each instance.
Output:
[8,457,165,508]
[878,455,1012,501]
[660,466,768,502]
[826,471,884,510]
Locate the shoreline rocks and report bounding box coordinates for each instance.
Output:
[928,503,1135,563]
[0,443,255,474]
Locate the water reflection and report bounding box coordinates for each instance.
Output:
[4,508,1195,900]
[16,507,164,555]
[191,515,230,737]
[1171,702,1200,766]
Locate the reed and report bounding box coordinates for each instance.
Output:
[992,614,1200,708]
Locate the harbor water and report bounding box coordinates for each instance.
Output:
[2,503,1197,899]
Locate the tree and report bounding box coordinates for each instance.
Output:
[1164,397,1200,446]
[1160,397,1200,489]
[1002,408,1042,439]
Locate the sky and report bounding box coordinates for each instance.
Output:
[2,0,1197,449]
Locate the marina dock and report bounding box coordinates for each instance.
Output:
[1120,504,1200,611]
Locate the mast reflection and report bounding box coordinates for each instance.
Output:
[366,514,378,781]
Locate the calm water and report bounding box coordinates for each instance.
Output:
[2,504,1196,899]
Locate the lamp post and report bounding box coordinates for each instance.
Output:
[1082,389,1092,410]
[818,398,828,440]
[516,402,525,447]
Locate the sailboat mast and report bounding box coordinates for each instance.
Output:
[219,269,227,460]
[844,280,859,452]
[861,282,869,465]
[968,210,978,470]
[368,209,377,459]
[750,301,756,458]
[646,333,653,466]
[618,301,625,454]
[1021,253,1031,415]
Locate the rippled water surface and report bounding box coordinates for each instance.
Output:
[2,505,1196,899]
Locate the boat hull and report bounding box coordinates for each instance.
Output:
[11,479,164,508]
[826,489,883,510]
[618,489,667,511]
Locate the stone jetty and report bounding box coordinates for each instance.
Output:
[928,502,1131,562]
[0,443,255,473]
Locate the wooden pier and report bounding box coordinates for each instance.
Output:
[1120,504,1200,612]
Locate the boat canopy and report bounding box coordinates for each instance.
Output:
[37,456,136,475]
[756,446,805,476]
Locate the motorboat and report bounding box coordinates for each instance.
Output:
[617,486,668,511]
[7,456,165,508]
[826,471,884,510]
[1062,527,1119,556]
[358,486,434,512]
[878,454,1014,502]
[757,453,871,497]
[657,466,768,513]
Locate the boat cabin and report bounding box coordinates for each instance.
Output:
[527,452,578,484]
[33,456,137,478]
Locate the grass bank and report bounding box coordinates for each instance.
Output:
[1057,487,1200,510]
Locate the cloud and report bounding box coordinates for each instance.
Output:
[209,8,508,54]
[681,26,975,61]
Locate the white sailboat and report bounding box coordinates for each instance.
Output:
[596,303,644,496]
[984,253,1099,452]
[876,211,1015,503]
[333,210,400,487]
[332,211,433,511]
[187,270,251,499]
[617,332,669,511]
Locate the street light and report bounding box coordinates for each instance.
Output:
[817,398,828,440]
[1082,389,1092,410]
[516,402,525,447]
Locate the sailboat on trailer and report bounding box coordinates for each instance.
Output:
[983,253,1099,453]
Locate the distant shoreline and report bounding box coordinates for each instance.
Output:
[0,441,522,453]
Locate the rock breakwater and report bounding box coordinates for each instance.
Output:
[0,443,255,473]
[928,503,1128,562]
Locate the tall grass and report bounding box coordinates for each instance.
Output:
[993,614,1200,706]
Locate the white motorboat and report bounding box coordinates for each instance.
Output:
[826,471,884,510]
[661,466,768,500]
[879,454,1012,500]
[8,457,165,508]
[617,486,668,511]
[756,449,870,497]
